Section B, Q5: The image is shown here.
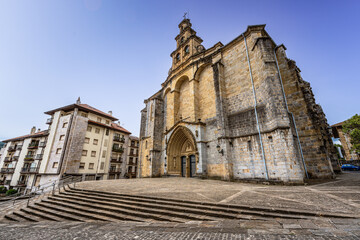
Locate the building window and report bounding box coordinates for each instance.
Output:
[180,36,184,43]
[100,162,104,170]
[97,117,102,123]
[56,148,62,154]
[145,141,148,149]
[106,129,109,136]
[62,122,68,128]
[105,120,110,125]
[87,126,92,132]
[102,150,106,158]
[93,139,98,145]
[175,53,180,62]
[79,162,85,169]
[184,45,189,54]
[52,162,58,168]
[91,151,96,157]
[89,163,94,169]
[59,135,65,141]
[84,137,90,144]
[82,150,87,156]
[95,128,100,134]
[81,113,88,118]
[104,139,108,146]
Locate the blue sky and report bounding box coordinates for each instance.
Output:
[0,0,359,140]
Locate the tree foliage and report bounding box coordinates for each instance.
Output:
[343,114,360,153]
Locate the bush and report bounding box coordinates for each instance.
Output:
[6,189,17,196]
[0,186,7,193]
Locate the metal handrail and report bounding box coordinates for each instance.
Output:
[0,175,83,216]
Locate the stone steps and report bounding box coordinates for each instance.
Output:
[3,185,353,223]
[64,188,305,220]
[58,191,259,221]
[46,196,192,222]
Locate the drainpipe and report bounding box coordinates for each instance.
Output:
[243,34,269,180]
[273,47,309,179]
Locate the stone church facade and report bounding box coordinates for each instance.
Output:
[138,19,339,183]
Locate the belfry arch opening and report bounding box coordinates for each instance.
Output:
[166,126,198,177]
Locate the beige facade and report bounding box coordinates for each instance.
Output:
[139,19,339,183]
[127,136,139,178]
[0,99,136,192]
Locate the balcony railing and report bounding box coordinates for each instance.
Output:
[24,154,35,160]
[111,157,122,163]
[113,136,126,143]
[46,118,53,124]
[109,167,121,173]
[12,156,19,161]
[129,153,138,157]
[16,145,23,150]
[5,180,11,185]
[112,146,124,153]
[39,142,46,147]
[128,161,137,166]
[8,146,16,152]
[17,180,27,186]
[0,168,15,173]
[35,154,43,160]
[21,167,39,174]
[4,157,11,162]
[28,142,39,149]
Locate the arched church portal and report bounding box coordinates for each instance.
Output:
[167,126,198,177]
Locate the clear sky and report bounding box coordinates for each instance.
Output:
[0,0,359,140]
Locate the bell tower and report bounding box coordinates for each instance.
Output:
[170,17,204,69]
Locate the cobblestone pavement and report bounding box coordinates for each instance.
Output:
[0,218,359,240]
[77,172,360,216]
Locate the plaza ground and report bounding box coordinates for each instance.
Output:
[0,172,359,239]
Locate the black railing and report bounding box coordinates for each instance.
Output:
[39,142,46,147]
[4,157,11,162]
[0,168,15,173]
[113,136,126,143]
[16,145,22,150]
[35,154,43,160]
[8,146,16,152]
[112,146,124,153]
[28,142,39,149]
[17,180,27,186]
[21,167,39,174]
[111,157,122,163]
[24,154,35,160]
[109,167,121,173]
[12,156,19,161]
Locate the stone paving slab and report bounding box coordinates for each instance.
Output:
[76,172,360,216]
[0,218,359,240]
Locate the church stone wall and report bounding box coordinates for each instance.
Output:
[138,20,337,183]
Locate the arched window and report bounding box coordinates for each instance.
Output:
[176,53,180,62]
[184,45,189,55]
[180,37,184,43]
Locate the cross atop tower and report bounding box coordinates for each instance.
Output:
[183,12,188,19]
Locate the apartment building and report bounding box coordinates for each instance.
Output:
[0,99,135,192]
[126,136,139,178]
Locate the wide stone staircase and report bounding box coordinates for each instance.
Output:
[2,186,356,223]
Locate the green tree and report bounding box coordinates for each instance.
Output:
[343,114,360,153]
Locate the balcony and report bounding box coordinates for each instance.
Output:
[12,156,19,161]
[109,167,121,173]
[5,180,11,185]
[0,168,15,174]
[128,161,137,166]
[24,154,35,161]
[17,180,27,187]
[39,142,46,147]
[113,136,125,143]
[4,157,11,162]
[35,154,43,160]
[111,157,122,163]
[46,118,53,124]
[28,142,39,149]
[112,146,124,153]
[0,180,11,185]
[8,146,16,152]
[129,153,138,157]
[21,167,39,174]
[16,145,23,150]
